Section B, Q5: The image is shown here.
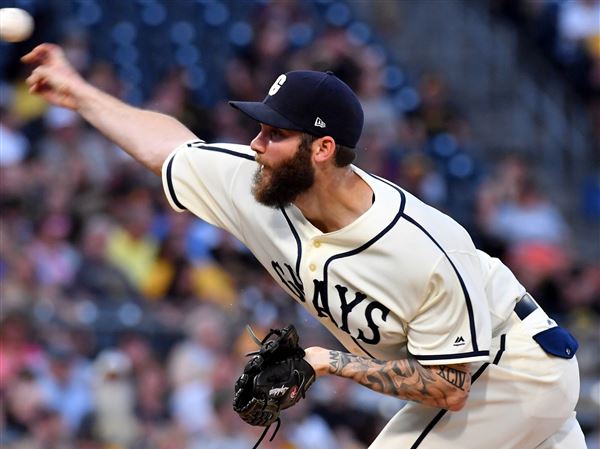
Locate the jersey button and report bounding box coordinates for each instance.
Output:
[313,241,321,248]
[309,263,317,272]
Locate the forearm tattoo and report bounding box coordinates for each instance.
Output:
[436,366,468,391]
[327,351,471,410]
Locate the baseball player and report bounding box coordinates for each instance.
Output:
[23,44,586,449]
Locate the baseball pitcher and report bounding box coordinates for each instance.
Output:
[22,44,587,449]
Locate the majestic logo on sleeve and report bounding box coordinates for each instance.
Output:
[453,336,466,346]
[271,259,389,345]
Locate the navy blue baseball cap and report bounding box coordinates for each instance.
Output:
[229,70,364,149]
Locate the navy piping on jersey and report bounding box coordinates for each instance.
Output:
[166,155,186,210]
[369,174,481,356]
[321,184,405,270]
[400,214,480,353]
[492,334,506,365]
[166,142,256,210]
[371,174,480,355]
[280,207,303,279]
[187,141,256,161]
[409,334,507,449]
[414,350,489,361]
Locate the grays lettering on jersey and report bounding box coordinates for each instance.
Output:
[162,140,526,364]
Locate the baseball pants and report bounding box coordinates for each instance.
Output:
[369,307,587,449]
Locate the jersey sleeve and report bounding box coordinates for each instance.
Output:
[407,253,492,365]
[161,140,255,235]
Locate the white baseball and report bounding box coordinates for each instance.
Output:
[0,8,34,43]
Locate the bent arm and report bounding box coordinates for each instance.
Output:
[305,347,471,411]
[22,44,196,175]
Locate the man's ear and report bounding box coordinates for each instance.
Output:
[313,136,336,163]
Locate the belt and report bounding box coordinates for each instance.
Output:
[514,293,538,320]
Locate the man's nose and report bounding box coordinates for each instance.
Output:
[250,132,265,154]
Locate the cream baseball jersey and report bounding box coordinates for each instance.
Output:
[162,140,526,365]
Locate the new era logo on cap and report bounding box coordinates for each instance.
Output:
[229,70,364,148]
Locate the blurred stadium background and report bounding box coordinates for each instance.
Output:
[0,0,599,448]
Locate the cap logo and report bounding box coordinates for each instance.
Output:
[268,74,287,96]
[314,117,326,128]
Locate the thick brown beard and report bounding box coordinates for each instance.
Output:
[252,139,315,208]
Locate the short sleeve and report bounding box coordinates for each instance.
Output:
[407,253,492,365]
[161,140,256,233]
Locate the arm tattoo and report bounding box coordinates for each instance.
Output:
[327,351,471,410]
[436,366,468,391]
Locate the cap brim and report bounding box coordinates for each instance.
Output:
[228,101,304,131]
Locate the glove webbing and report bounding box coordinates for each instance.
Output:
[245,325,286,449]
[245,325,291,356]
[252,417,281,449]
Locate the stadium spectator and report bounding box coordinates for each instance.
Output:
[72,216,140,302]
[37,346,93,434]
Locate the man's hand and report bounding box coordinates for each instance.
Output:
[22,43,89,110]
[304,346,332,377]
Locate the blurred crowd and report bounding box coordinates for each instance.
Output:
[1,1,599,449]
[490,0,600,138]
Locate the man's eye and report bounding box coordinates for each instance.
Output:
[270,130,281,139]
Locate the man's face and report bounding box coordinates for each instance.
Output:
[251,125,315,208]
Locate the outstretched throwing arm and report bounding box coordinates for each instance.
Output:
[22,43,197,175]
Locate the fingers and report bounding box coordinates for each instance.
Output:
[26,66,49,88]
[21,44,48,64]
[21,43,80,110]
[27,78,77,110]
[21,43,62,65]
[27,70,50,97]
[26,66,60,97]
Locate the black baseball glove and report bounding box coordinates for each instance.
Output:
[233,325,316,448]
